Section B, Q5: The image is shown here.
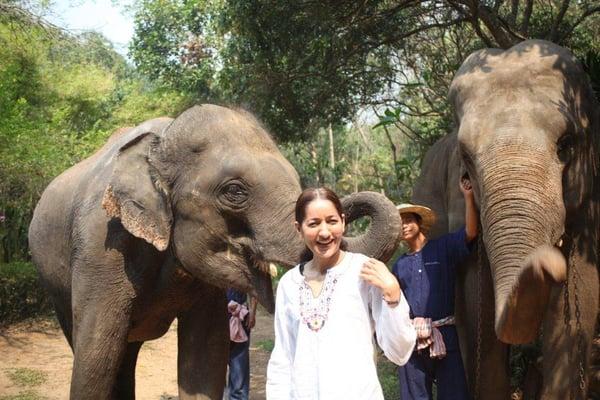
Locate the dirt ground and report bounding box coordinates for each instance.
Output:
[0,309,275,400]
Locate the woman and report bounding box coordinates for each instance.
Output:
[266,187,416,399]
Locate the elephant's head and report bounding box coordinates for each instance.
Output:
[449,40,600,343]
[102,105,401,312]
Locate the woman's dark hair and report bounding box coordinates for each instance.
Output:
[295,187,344,223]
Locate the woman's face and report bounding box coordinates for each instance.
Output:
[296,199,345,263]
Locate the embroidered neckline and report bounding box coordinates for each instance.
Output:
[298,255,348,332]
[299,272,338,332]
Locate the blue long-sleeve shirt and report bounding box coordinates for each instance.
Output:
[392,227,473,350]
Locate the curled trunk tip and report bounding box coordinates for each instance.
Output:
[496,245,566,344]
[341,191,401,262]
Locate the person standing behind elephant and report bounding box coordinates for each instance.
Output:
[266,187,416,399]
[226,289,257,400]
[392,178,477,400]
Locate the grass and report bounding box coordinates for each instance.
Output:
[0,391,46,400]
[1,368,48,400]
[377,355,439,400]
[377,356,400,400]
[255,338,274,352]
[5,368,47,387]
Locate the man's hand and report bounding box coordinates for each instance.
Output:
[460,174,479,242]
[244,310,256,330]
[459,175,474,197]
[360,258,401,305]
[244,296,258,330]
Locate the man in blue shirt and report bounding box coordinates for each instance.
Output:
[393,178,477,400]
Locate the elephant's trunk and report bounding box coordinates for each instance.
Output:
[477,141,567,343]
[341,191,401,263]
[253,200,306,267]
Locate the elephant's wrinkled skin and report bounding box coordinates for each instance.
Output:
[28,104,402,399]
[412,133,511,399]
[415,40,599,399]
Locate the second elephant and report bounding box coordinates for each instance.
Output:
[413,40,599,399]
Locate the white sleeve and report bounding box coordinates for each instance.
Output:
[266,277,296,399]
[370,286,416,366]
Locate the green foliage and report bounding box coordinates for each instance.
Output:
[129,1,450,141]
[129,0,217,97]
[110,77,194,125]
[374,6,600,192]
[128,0,600,200]
[129,1,598,201]
[129,0,600,145]
[0,261,52,324]
[279,119,422,204]
[0,12,193,263]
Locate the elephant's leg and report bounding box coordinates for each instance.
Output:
[456,252,510,400]
[177,286,229,400]
[540,254,598,400]
[111,341,143,400]
[70,290,133,399]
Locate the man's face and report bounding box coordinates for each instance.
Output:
[400,212,421,241]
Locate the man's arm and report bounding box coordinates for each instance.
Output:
[460,176,478,243]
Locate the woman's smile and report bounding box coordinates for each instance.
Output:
[296,198,345,268]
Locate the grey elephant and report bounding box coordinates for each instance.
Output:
[28,105,401,399]
[414,40,599,399]
[412,132,511,399]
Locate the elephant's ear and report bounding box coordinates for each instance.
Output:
[102,132,172,251]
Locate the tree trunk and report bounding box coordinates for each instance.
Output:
[328,123,335,170]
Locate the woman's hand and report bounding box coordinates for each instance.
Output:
[360,258,401,305]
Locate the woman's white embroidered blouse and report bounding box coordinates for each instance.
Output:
[266,252,416,399]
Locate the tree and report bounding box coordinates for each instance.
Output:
[129,0,217,97]
[129,1,467,140]
[0,4,193,262]
[129,1,600,142]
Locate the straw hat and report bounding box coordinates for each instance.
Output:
[396,203,436,233]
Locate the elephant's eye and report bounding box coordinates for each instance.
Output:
[557,134,576,162]
[219,181,249,207]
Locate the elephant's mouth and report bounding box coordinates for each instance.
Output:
[248,260,275,314]
[236,238,276,313]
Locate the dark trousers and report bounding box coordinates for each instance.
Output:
[398,348,469,400]
[228,333,250,400]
